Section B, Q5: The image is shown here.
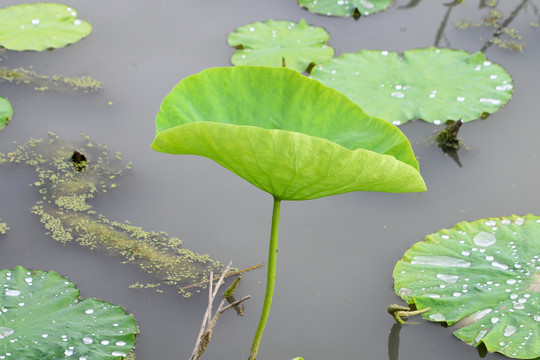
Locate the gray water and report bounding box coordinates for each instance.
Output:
[0,0,539,359]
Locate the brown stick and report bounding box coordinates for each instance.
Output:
[179,263,264,292]
[189,261,251,360]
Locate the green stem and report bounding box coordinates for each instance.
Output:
[249,196,281,360]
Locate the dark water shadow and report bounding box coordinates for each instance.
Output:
[434,2,461,47]
[397,0,422,9]
[388,323,402,360]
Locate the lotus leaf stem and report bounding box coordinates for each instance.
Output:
[249,196,281,360]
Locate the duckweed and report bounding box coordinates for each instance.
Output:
[453,9,525,52]
[2,133,229,297]
[0,220,8,234]
[0,67,101,92]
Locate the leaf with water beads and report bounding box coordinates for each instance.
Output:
[0,3,92,51]
[297,0,393,17]
[310,47,513,125]
[393,214,540,359]
[0,96,12,130]
[0,266,137,359]
[228,19,334,73]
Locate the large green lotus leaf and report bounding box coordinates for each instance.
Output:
[0,3,92,51]
[152,66,426,201]
[0,96,13,130]
[298,0,393,17]
[228,19,334,73]
[393,214,540,359]
[310,47,514,125]
[0,266,137,358]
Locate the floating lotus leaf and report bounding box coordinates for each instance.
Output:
[0,266,138,358]
[0,96,12,130]
[228,19,334,73]
[298,0,393,17]
[152,66,426,201]
[0,3,92,51]
[310,47,514,125]
[393,214,540,359]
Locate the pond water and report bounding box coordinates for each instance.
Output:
[0,0,539,359]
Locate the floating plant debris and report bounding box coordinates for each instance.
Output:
[0,66,102,92]
[434,119,464,167]
[228,19,334,73]
[434,119,463,152]
[0,3,92,51]
[393,214,540,359]
[453,8,526,52]
[71,149,87,172]
[297,0,393,18]
[0,266,137,358]
[2,133,230,297]
[310,47,513,125]
[0,96,12,130]
[0,219,7,234]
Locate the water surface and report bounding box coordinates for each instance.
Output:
[1,0,539,359]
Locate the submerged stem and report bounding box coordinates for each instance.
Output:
[249,196,281,360]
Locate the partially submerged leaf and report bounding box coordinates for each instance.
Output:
[152,66,426,201]
[298,0,393,17]
[0,266,137,358]
[393,214,540,359]
[0,3,92,51]
[228,19,334,73]
[0,96,12,130]
[310,47,513,125]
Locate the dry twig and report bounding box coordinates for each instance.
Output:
[190,261,251,360]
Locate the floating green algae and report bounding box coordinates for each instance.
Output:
[0,66,102,92]
[0,220,8,234]
[2,133,228,297]
[453,8,526,52]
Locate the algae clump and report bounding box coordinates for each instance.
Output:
[0,220,8,234]
[2,133,229,297]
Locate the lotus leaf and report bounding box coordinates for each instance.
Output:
[152,65,426,359]
[298,0,393,17]
[0,97,12,130]
[0,266,137,358]
[393,214,540,359]
[310,47,514,125]
[152,66,426,201]
[228,19,334,73]
[0,3,92,51]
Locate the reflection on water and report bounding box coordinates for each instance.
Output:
[1,133,228,297]
[388,323,402,360]
[434,2,459,48]
[436,0,537,51]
